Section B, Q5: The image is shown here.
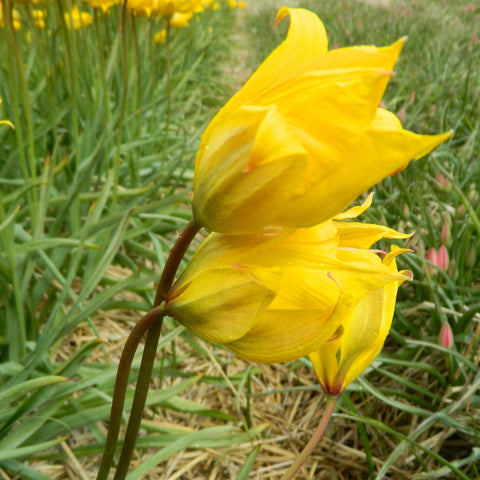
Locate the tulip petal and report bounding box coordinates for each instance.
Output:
[334,193,373,220]
[226,308,338,363]
[275,109,452,227]
[335,222,412,249]
[222,7,328,113]
[166,269,274,344]
[194,106,309,233]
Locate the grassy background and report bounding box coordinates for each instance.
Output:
[0,0,479,478]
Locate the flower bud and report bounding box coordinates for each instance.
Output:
[438,321,454,349]
[441,215,451,246]
[437,245,449,271]
[466,246,477,269]
[426,247,439,274]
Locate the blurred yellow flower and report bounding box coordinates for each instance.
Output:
[309,245,412,395]
[64,6,92,29]
[32,9,46,28]
[228,0,236,8]
[0,3,21,30]
[238,0,245,8]
[166,196,411,364]
[85,0,120,13]
[169,10,192,27]
[192,7,451,235]
[154,28,166,44]
[128,0,202,19]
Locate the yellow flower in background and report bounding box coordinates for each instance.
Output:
[154,28,167,44]
[85,0,121,13]
[166,196,411,364]
[309,245,412,395]
[192,7,452,235]
[32,9,46,28]
[64,6,92,29]
[169,10,192,27]
[237,1,245,8]
[0,3,21,30]
[128,0,202,19]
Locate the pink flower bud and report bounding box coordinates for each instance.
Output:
[438,321,454,349]
[437,245,449,271]
[435,172,446,188]
[426,247,439,274]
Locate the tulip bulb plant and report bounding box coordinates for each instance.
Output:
[96,7,451,480]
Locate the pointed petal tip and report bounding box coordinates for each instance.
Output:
[274,6,290,29]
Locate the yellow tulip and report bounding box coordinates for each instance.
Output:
[85,0,121,13]
[169,10,192,27]
[192,7,452,234]
[309,244,412,395]
[128,0,201,19]
[32,9,46,28]
[166,196,411,363]
[0,2,21,30]
[154,28,167,44]
[64,6,92,30]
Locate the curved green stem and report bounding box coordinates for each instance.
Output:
[280,395,338,480]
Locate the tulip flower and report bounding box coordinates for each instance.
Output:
[166,196,411,363]
[0,3,21,30]
[127,0,202,19]
[192,7,452,234]
[64,6,92,30]
[309,245,412,395]
[85,0,121,13]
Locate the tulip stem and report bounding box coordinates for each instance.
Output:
[113,318,163,480]
[96,306,165,480]
[153,219,201,306]
[97,220,200,479]
[280,394,337,480]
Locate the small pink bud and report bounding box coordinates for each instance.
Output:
[438,321,454,348]
[436,172,446,188]
[397,106,406,123]
[409,90,416,104]
[437,245,449,271]
[426,247,439,274]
